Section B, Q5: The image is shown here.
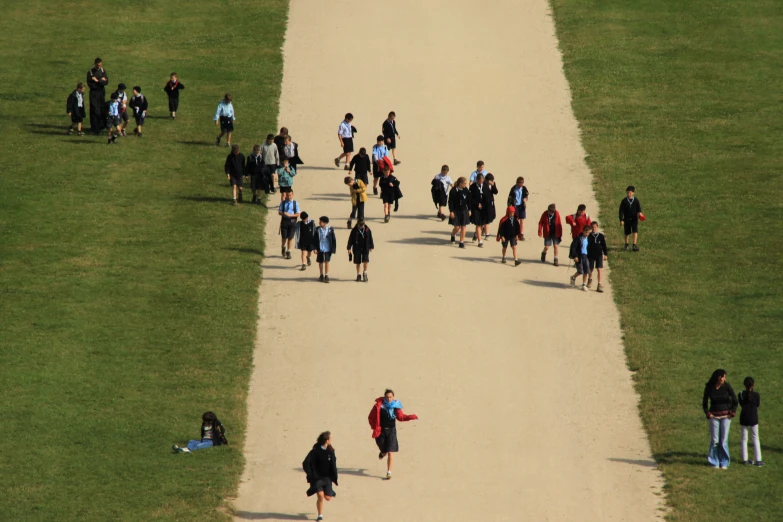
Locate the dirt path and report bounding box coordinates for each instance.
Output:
[234,1,664,520]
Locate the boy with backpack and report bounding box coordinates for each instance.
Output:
[279,191,301,259]
[66,82,87,136]
[315,216,337,283]
[105,92,121,144]
[587,221,608,293]
[347,219,374,282]
[496,206,523,266]
[619,185,643,251]
[569,225,591,291]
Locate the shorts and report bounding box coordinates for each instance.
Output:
[121,111,130,122]
[575,255,590,275]
[352,250,369,264]
[229,175,243,187]
[220,116,234,132]
[70,114,83,123]
[375,427,399,453]
[372,162,382,179]
[280,221,296,240]
[623,221,639,235]
[501,237,518,248]
[589,256,604,270]
[306,478,336,498]
[544,236,561,247]
[316,251,332,263]
[515,204,526,220]
[381,192,396,204]
[386,137,397,149]
[134,112,146,126]
[342,137,354,153]
[300,245,314,253]
[279,186,293,194]
[108,116,122,127]
[250,174,265,191]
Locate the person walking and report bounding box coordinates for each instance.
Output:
[538,203,563,266]
[261,134,280,194]
[348,147,372,186]
[214,93,235,147]
[569,225,591,291]
[315,217,337,283]
[278,191,301,259]
[368,389,418,480]
[295,212,317,271]
[431,165,453,220]
[506,177,529,240]
[449,177,471,248]
[86,58,109,134]
[469,172,488,247]
[302,431,338,521]
[335,113,355,169]
[347,218,374,282]
[619,185,643,251]
[344,176,367,229]
[225,144,245,205]
[738,376,764,466]
[496,205,522,266]
[382,111,401,165]
[245,144,265,204]
[587,221,608,292]
[702,369,738,469]
[276,158,297,203]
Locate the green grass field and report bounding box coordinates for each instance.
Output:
[0,1,286,519]
[551,0,783,520]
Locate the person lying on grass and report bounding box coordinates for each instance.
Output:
[172,411,227,453]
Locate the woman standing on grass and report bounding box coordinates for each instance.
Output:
[368,389,418,480]
[702,369,738,469]
[302,431,338,521]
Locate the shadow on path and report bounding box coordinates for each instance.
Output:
[234,512,309,520]
[608,458,658,468]
[522,279,569,289]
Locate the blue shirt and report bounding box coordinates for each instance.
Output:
[318,226,332,252]
[339,121,353,138]
[580,236,588,255]
[372,144,389,162]
[108,101,119,117]
[278,200,300,216]
[214,101,235,121]
[512,186,525,206]
[469,169,487,183]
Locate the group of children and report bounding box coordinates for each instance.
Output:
[66,59,183,142]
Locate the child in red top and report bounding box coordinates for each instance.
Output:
[565,204,591,239]
[368,389,418,480]
[538,203,563,266]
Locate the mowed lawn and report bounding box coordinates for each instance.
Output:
[0,1,286,520]
[551,0,782,520]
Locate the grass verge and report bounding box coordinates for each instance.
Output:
[550,0,783,520]
[0,1,287,519]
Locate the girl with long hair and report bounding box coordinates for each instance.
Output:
[172,411,228,453]
[702,369,738,469]
[302,431,338,521]
[448,177,471,248]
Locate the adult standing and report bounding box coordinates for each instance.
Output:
[302,431,338,522]
[382,111,401,165]
[86,57,109,134]
[702,369,738,469]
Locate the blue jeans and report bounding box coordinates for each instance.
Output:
[187,439,214,451]
[708,418,731,467]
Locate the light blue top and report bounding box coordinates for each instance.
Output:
[108,100,119,117]
[278,200,300,216]
[512,186,524,206]
[469,169,487,183]
[318,226,332,252]
[372,144,390,162]
[580,236,588,255]
[214,101,235,121]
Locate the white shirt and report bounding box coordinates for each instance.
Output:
[338,121,353,138]
[434,174,453,192]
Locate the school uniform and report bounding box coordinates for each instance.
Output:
[538,210,563,246]
[484,182,498,223]
[66,90,86,123]
[278,200,301,240]
[106,100,121,128]
[283,141,304,168]
[382,118,399,149]
[587,231,608,270]
[448,187,471,226]
[349,180,368,220]
[129,94,148,126]
[315,226,337,263]
[431,174,453,208]
[277,166,297,193]
[372,143,390,178]
[347,225,374,264]
[113,90,129,124]
[379,174,400,205]
[368,397,418,454]
[163,80,185,112]
[507,185,529,220]
[497,215,521,248]
[225,152,246,187]
[469,168,487,184]
[214,101,234,132]
[339,120,354,153]
[274,134,286,159]
[619,196,642,235]
[245,153,265,192]
[569,235,590,274]
[349,154,371,185]
[295,219,317,252]
[302,444,338,498]
[469,182,488,226]
[566,212,592,240]
[86,66,109,132]
[260,142,280,192]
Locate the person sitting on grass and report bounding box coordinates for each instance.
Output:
[172,411,227,453]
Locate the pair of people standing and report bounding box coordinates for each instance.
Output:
[336,111,401,170]
[468,172,498,247]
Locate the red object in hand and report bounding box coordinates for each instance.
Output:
[638,212,646,222]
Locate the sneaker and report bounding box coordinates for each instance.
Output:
[472,234,477,242]
[319,274,324,282]
[451,235,456,243]
[347,220,352,229]
[744,460,754,465]
[344,165,350,171]
[251,194,257,203]
[570,275,576,287]
[324,275,330,283]
[393,159,401,165]
[285,251,292,260]
[133,128,139,135]
[553,257,559,267]
[225,142,230,147]
[632,244,640,252]
[216,137,221,146]
[270,187,276,194]
[356,275,362,282]
[138,132,143,138]
[501,258,507,264]
[459,242,465,248]
[756,461,766,467]
[68,129,73,135]
[540,251,546,263]
[520,234,525,241]
[624,244,629,251]
[107,138,112,145]
[255,199,262,206]
[587,277,593,288]
[232,199,237,206]
[440,214,447,221]
[596,284,604,293]
[719,465,728,470]
[373,187,378,195]
[301,264,306,271]
[386,472,392,480]
[334,158,340,167]
[582,284,588,292]
[180,447,191,454]
[77,131,85,136]
[478,242,483,248]
[379,452,385,460]
[384,215,390,223]
[317,516,323,521]
[172,444,180,452]
[281,246,287,257]
[238,192,243,203]
[363,272,368,282]
[514,259,522,267]
[307,258,312,266]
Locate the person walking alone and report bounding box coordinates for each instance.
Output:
[302,431,338,521]
[368,389,418,480]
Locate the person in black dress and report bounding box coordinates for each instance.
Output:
[302,431,338,521]
[245,144,265,204]
[382,111,401,165]
[86,58,109,134]
[449,177,471,248]
[483,173,499,238]
[349,147,372,186]
[379,166,400,223]
[469,172,488,247]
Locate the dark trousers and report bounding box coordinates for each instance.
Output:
[168,97,179,113]
[350,201,365,220]
[89,89,105,133]
[262,165,277,193]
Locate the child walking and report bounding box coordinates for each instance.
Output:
[128,86,147,137]
[379,166,400,223]
[469,172,488,247]
[172,412,228,453]
[449,177,471,248]
[276,158,297,202]
[738,377,764,466]
[382,111,401,165]
[112,83,129,136]
[587,221,608,292]
[482,173,498,239]
[315,216,336,283]
[566,204,591,240]
[225,144,246,205]
[163,72,184,119]
[106,92,121,144]
[496,206,522,266]
[469,160,487,185]
[569,225,591,291]
[245,144,265,204]
[261,134,280,194]
[66,82,87,136]
[506,177,529,240]
[295,211,316,271]
[302,431,338,521]
[214,93,235,147]
[335,113,354,169]
[431,165,453,220]
[538,203,563,266]
[349,147,371,186]
[619,185,643,251]
[344,176,367,229]
[278,191,301,258]
[347,219,374,282]
[372,135,392,195]
[368,389,418,480]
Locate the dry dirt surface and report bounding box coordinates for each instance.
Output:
[234,1,665,520]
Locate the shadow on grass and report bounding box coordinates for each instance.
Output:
[145,115,170,120]
[27,123,63,130]
[522,279,569,289]
[234,512,309,520]
[180,196,232,204]
[30,129,69,136]
[178,140,214,147]
[608,457,658,468]
[653,451,705,466]
[61,139,101,145]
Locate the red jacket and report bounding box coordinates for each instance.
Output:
[565,212,591,239]
[368,397,418,438]
[538,210,563,239]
